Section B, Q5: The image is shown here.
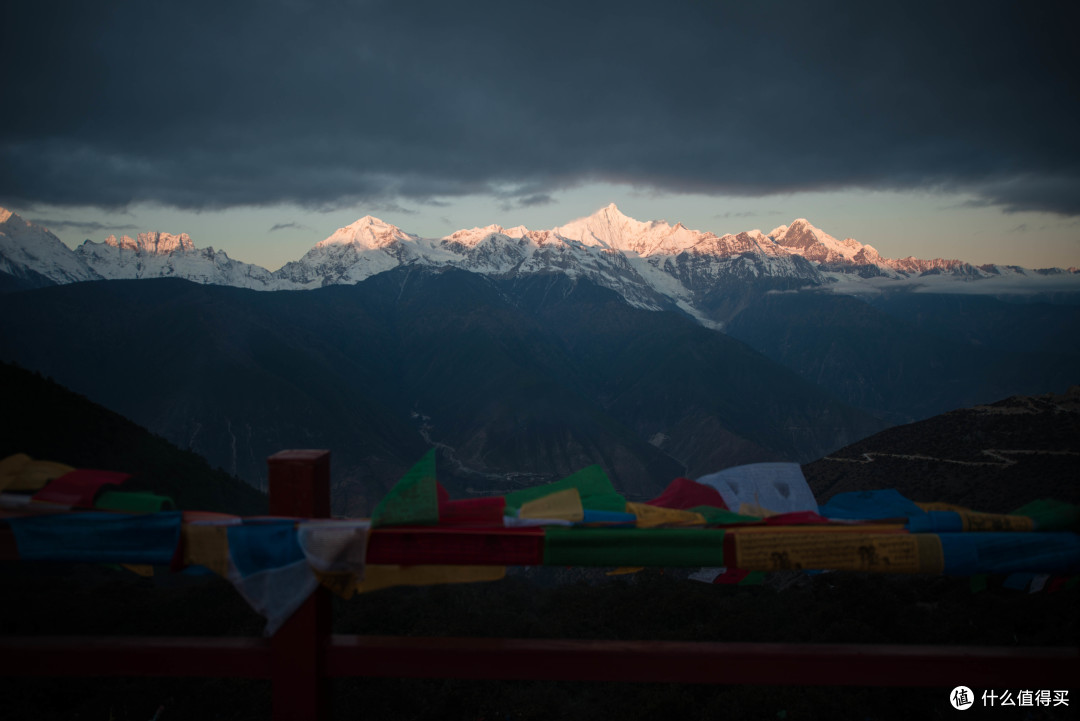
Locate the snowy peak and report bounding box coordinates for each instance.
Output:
[555,203,703,255]
[772,218,838,251]
[769,218,818,245]
[0,207,102,285]
[1,207,32,233]
[316,215,416,250]
[771,219,876,266]
[692,228,791,259]
[278,215,425,288]
[103,231,195,255]
[443,223,523,248]
[556,203,654,248]
[769,218,983,277]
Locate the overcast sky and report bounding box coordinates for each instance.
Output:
[3,0,1078,270]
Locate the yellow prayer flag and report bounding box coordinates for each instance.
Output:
[605,566,645,576]
[733,531,944,574]
[353,565,506,594]
[626,502,707,528]
[739,502,779,518]
[0,454,75,492]
[518,488,584,522]
[182,525,231,578]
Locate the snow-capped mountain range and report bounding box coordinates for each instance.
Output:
[2,204,1077,325]
[77,230,283,289]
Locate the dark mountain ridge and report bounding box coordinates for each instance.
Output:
[0,269,879,512]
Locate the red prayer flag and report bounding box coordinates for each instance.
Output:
[32,469,131,507]
[763,510,832,526]
[437,483,506,525]
[647,477,729,511]
[367,526,545,565]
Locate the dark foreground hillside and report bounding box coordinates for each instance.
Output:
[0,361,266,514]
[803,387,1080,512]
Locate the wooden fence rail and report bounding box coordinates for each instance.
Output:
[1,450,1077,720]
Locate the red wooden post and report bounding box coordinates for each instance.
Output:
[268,450,332,721]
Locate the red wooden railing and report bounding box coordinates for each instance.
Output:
[1,450,1077,720]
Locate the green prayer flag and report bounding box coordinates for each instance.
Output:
[94,490,176,513]
[1011,499,1080,532]
[544,527,726,567]
[505,465,625,513]
[739,570,766,585]
[372,449,439,527]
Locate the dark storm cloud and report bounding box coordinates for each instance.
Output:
[29,218,140,234]
[366,202,418,216]
[269,222,308,233]
[2,0,1078,214]
[714,211,781,220]
[499,193,556,211]
[517,194,555,208]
